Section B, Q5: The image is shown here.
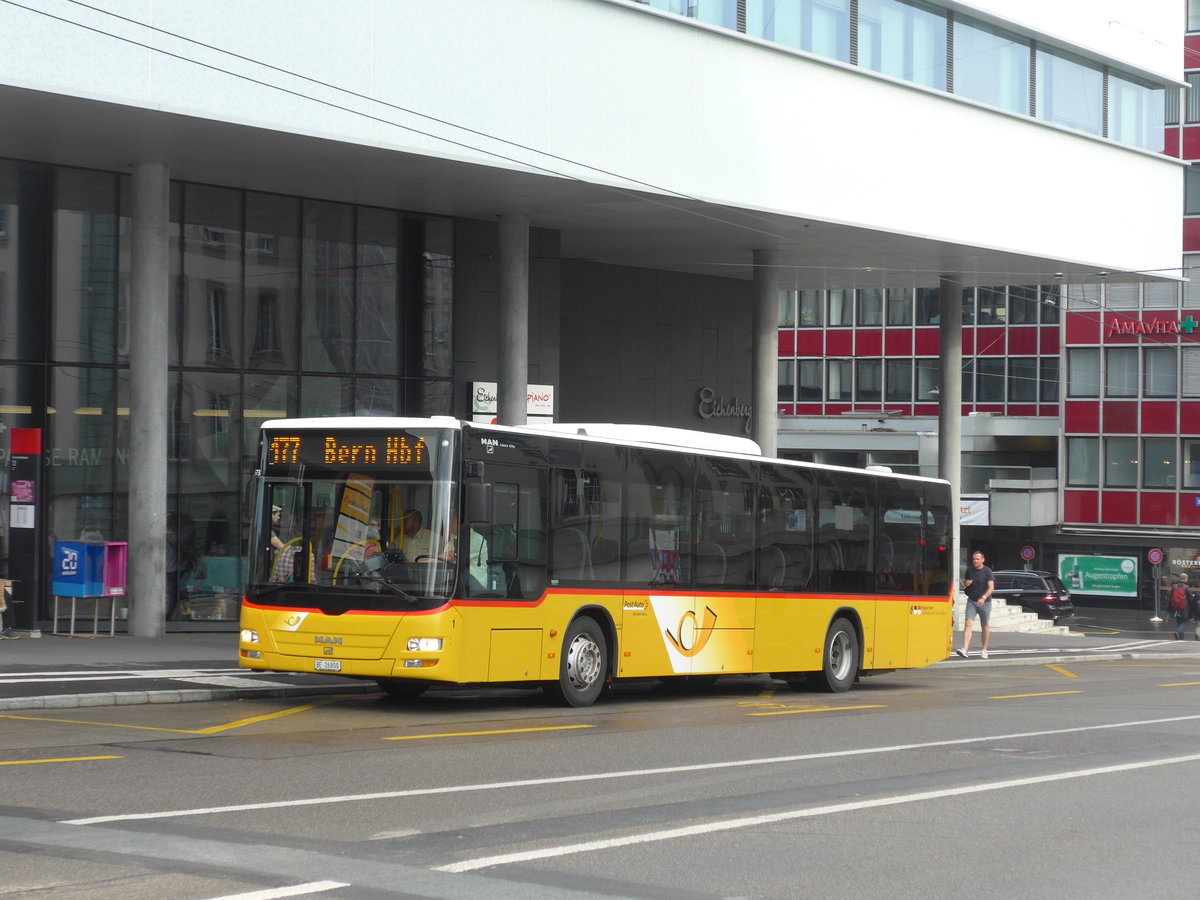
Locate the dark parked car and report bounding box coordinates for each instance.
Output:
[990,570,1074,621]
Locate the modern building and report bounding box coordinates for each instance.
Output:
[0,0,1181,631]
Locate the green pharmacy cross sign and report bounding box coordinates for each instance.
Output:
[1058,555,1138,597]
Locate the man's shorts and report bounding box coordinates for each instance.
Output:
[965,598,992,626]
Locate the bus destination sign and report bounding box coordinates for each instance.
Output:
[266,432,428,469]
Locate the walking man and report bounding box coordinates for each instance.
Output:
[956,550,995,659]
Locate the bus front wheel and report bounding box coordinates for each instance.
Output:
[544,616,607,708]
[817,617,859,693]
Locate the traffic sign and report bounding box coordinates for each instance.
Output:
[1148,548,1163,565]
[1020,545,1035,562]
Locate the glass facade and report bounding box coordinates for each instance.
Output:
[634,0,1168,152]
[0,158,455,623]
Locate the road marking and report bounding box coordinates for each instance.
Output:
[204,882,347,900]
[0,702,324,735]
[59,711,1200,826]
[990,690,1084,699]
[1044,664,1078,678]
[1159,681,1200,687]
[0,755,122,766]
[385,725,594,741]
[435,749,1200,873]
[748,704,885,716]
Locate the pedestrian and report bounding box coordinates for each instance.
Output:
[1169,572,1191,640]
[955,550,995,660]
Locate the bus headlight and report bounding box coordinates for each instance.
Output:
[240,629,260,644]
[407,637,442,652]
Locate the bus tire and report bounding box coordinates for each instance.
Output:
[817,617,859,693]
[544,616,607,708]
[376,678,430,700]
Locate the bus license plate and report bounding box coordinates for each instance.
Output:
[314,659,341,672]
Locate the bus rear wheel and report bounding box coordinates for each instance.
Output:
[817,617,859,693]
[376,678,430,700]
[544,616,607,708]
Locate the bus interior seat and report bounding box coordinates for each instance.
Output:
[590,537,620,581]
[626,538,653,584]
[696,542,727,584]
[724,543,752,586]
[552,527,593,580]
[759,544,786,588]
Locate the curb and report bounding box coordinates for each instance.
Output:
[0,680,378,713]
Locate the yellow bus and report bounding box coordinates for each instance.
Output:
[239,417,953,706]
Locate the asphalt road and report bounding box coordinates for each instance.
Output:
[4,655,1200,899]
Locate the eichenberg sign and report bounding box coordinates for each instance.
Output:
[1105,315,1198,338]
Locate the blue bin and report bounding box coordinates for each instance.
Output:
[52,541,107,598]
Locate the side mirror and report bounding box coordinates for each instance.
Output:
[466,482,493,526]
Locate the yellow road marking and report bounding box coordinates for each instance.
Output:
[0,755,122,766]
[386,725,594,741]
[0,701,326,735]
[1159,681,1200,687]
[749,705,885,716]
[990,690,1084,699]
[1044,664,1079,679]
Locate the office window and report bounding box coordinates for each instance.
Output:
[885,358,912,401]
[1185,438,1200,488]
[827,359,852,401]
[828,289,853,327]
[779,290,797,327]
[1109,71,1164,152]
[915,287,939,325]
[1166,86,1180,127]
[746,0,851,63]
[1035,45,1103,137]
[961,359,975,402]
[1187,166,1200,216]
[886,287,912,325]
[1008,357,1037,402]
[977,287,1005,324]
[976,358,1004,402]
[1067,437,1099,487]
[778,359,796,402]
[1187,73,1200,123]
[1145,281,1178,308]
[798,359,823,400]
[1144,347,1177,397]
[916,358,939,400]
[952,16,1029,114]
[206,282,231,364]
[961,286,976,325]
[1192,0,1200,32]
[858,0,947,91]
[1183,347,1200,397]
[1105,348,1138,397]
[1104,437,1138,488]
[1008,286,1039,324]
[1040,357,1059,402]
[1144,437,1176,488]
[1067,348,1100,397]
[856,359,882,401]
[1106,282,1139,309]
[857,289,883,326]
[798,289,824,327]
[1040,283,1061,323]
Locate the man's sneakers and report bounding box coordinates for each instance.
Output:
[980,650,989,660]
[954,648,969,659]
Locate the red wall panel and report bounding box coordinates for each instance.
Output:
[1064,312,1101,344]
[1140,493,1176,526]
[1141,402,1178,434]
[1064,401,1100,433]
[1007,328,1037,354]
[1101,491,1138,524]
[856,330,882,355]
[777,331,795,355]
[1063,490,1098,524]
[1103,402,1138,433]
[914,329,939,355]
[1180,495,1200,527]
[794,331,824,355]
[825,330,852,355]
[885,330,913,355]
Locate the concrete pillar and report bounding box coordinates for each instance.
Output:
[751,249,780,456]
[938,274,963,578]
[497,214,529,426]
[128,164,170,638]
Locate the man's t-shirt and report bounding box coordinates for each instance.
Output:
[965,565,994,602]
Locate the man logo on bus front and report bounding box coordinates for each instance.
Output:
[664,606,718,657]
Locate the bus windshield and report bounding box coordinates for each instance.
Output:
[249,426,458,610]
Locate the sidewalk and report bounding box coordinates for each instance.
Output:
[1,607,1196,712]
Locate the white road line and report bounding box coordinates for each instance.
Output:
[60,712,1200,826]
[435,750,1200,873]
[204,881,347,900]
[0,669,244,684]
